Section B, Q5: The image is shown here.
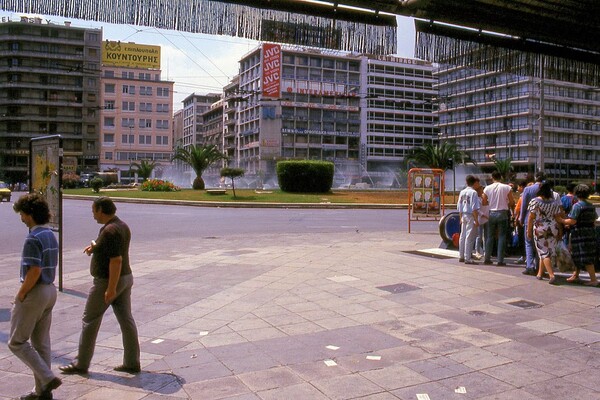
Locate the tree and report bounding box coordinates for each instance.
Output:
[131,160,157,182]
[406,142,472,170]
[220,167,245,198]
[492,157,514,181]
[171,144,226,190]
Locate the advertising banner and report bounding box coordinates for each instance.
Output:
[103,41,161,69]
[407,168,445,232]
[262,43,281,99]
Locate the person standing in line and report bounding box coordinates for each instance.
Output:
[457,175,481,265]
[560,182,578,246]
[60,197,140,375]
[519,172,546,275]
[558,184,599,286]
[526,182,562,285]
[10,194,62,400]
[513,180,529,264]
[474,185,489,260]
[483,171,515,266]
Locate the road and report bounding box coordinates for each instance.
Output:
[1,195,437,258]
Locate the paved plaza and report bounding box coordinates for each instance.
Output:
[2,211,600,399]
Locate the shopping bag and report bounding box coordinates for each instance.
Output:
[555,241,576,272]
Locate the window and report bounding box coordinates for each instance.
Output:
[157,87,169,97]
[122,101,135,111]
[104,100,115,110]
[87,32,99,42]
[157,120,169,129]
[103,133,115,143]
[139,73,151,80]
[105,151,113,160]
[123,85,135,94]
[103,117,115,127]
[122,134,134,144]
[157,103,169,113]
[139,102,152,112]
[105,83,115,93]
[86,141,95,151]
[139,86,153,95]
[104,70,114,78]
[157,136,169,145]
[139,119,152,128]
[121,118,135,128]
[139,135,152,144]
[122,71,134,79]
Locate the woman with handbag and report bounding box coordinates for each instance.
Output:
[527,182,562,284]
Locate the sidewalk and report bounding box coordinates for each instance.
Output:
[2,227,600,399]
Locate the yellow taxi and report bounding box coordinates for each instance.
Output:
[0,181,11,202]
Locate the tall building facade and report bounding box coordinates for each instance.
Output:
[435,66,600,185]
[0,17,101,183]
[225,44,437,186]
[99,41,174,182]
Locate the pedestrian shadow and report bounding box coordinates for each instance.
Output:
[0,308,10,322]
[60,288,88,299]
[78,370,185,395]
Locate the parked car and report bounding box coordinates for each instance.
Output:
[0,181,11,202]
[79,173,97,188]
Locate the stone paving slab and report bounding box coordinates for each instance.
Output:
[2,229,600,399]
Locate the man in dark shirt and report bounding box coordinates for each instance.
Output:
[11,194,62,400]
[60,197,140,375]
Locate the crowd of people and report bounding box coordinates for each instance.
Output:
[457,172,599,286]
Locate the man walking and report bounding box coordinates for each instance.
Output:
[11,193,62,400]
[60,197,140,375]
[458,175,481,264]
[483,171,515,266]
[519,172,545,275]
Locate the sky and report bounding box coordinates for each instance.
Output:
[0,10,416,110]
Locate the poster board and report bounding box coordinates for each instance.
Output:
[408,168,445,233]
[30,135,63,291]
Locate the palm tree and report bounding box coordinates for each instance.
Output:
[131,160,156,182]
[492,157,514,181]
[171,144,226,190]
[406,142,472,170]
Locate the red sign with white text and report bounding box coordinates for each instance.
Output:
[262,43,281,99]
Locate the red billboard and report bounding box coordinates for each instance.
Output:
[262,43,281,99]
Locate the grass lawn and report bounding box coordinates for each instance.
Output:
[64,188,459,205]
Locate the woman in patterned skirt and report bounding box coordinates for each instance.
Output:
[559,184,599,286]
[527,182,562,284]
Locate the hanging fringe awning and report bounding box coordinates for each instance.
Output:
[415,20,600,86]
[0,0,397,55]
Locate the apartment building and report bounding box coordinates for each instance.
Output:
[99,41,174,182]
[218,44,437,186]
[0,17,101,183]
[435,65,600,185]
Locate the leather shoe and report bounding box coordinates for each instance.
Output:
[20,393,49,400]
[114,364,141,373]
[59,363,88,375]
[496,262,507,266]
[522,269,536,276]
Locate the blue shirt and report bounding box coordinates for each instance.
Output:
[21,226,58,284]
[519,182,541,225]
[457,186,481,215]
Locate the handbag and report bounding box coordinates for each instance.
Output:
[556,240,576,272]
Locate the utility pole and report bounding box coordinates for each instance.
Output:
[537,60,545,173]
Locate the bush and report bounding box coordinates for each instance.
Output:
[276,160,334,193]
[141,179,180,192]
[90,177,104,193]
[62,172,80,189]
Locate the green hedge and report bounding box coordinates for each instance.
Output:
[276,160,334,193]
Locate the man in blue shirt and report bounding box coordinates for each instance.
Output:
[11,194,62,400]
[519,172,545,275]
[457,175,481,264]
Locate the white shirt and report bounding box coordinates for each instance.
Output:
[484,181,512,211]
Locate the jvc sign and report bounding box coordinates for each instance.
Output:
[262,44,281,99]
